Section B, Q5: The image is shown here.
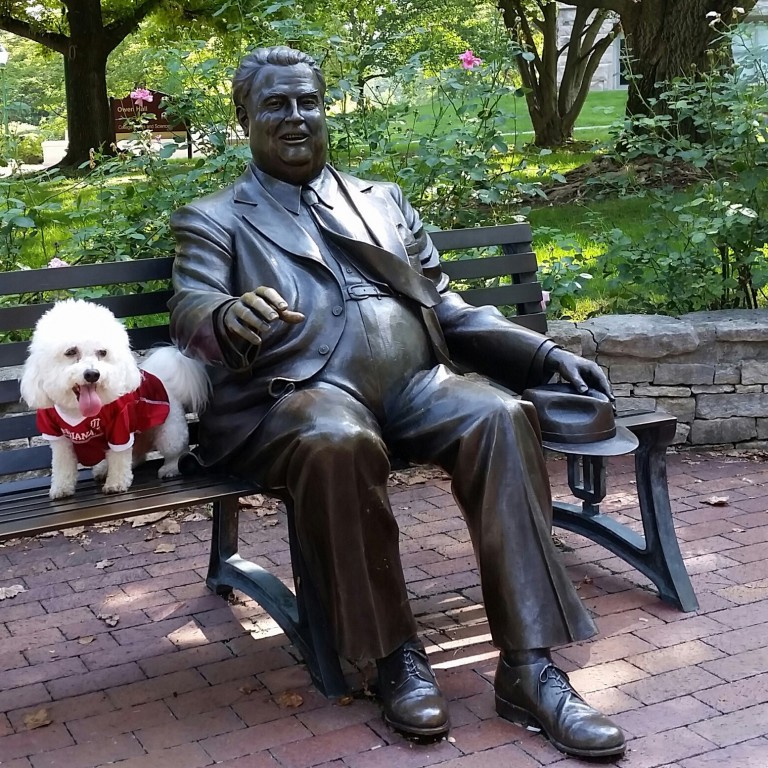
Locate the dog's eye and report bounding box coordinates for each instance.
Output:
[96,350,107,359]
[64,347,78,358]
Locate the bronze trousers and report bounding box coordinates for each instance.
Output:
[231,365,596,660]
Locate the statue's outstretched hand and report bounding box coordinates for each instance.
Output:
[223,287,305,346]
[544,348,613,400]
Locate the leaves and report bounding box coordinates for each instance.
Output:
[701,496,729,506]
[0,584,26,600]
[275,691,304,709]
[23,708,52,730]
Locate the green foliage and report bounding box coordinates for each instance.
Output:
[594,23,768,314]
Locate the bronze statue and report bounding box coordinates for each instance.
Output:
[169,45,626,759]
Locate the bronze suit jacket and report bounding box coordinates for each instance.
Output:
[169,164,558,466]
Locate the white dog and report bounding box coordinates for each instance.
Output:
[20,299,209,499]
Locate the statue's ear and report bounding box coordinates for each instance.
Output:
[236,105,249,136]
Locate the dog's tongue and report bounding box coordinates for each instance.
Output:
[77,385,102,418]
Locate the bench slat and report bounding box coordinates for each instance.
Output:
[460,283,543,308]
[0,258,174,296]
[0,292,172,332]
[441,251,538,280]
[429,223,532,251]
[0,412,37,441]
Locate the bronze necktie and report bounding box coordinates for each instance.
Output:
[301,187,441,309]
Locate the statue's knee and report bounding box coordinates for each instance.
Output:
[298,421,386,463]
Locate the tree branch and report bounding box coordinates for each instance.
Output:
[0,14,69,52]
[563,0,630,13]
[103,0,164,51]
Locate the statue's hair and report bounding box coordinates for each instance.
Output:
[232,46,326,107]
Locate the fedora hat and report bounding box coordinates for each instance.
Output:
[522,383,639,457]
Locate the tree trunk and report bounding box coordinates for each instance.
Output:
[61,49,113,168]
[499,0,619,147]
[59,0,113,169]
[622,0,756,117]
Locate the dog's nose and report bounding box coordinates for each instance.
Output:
[83,369,100,384]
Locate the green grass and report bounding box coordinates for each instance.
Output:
[407,89,627,147]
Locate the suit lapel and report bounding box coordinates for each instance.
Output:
[234,168,324,264]
[332,170,409,259]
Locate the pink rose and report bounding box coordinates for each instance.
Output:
[130,88,153,107]
[458,50,483,70]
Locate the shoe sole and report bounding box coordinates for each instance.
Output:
[384,713,450,738]
[495,695,626,759]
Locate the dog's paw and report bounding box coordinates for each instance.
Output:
[158,463,180,480]
[91,460,108,481]
[49,484,76,500]
[102,481,130,494]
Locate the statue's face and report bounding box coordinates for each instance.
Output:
[237,63,328,185]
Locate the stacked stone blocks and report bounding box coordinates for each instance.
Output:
[549,310,768,448]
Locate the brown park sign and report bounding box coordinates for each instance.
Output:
[110,90,187,135]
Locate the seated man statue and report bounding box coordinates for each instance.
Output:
[169,44,626,759]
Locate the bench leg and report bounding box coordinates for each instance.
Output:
[553,423,698,612]
[206,496,349,699]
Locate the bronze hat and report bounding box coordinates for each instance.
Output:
[522,384,639,457]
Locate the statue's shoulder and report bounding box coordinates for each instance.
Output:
[171,175,243,230]
[333,168,402,202]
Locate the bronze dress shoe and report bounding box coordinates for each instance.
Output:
[376,638,450,737]
[495,655,625,759]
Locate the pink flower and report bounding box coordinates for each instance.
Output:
[130,88,153,106]
[458,50,483,70]
[47,257,69,268]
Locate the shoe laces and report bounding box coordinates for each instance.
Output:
[538,663,572,693]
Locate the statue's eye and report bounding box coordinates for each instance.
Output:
[96,350,107,359]
[64,347,78,357]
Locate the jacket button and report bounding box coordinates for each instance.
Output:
[319,344,330,355]
[332,306,343,316]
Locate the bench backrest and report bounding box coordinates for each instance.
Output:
[0,222,544,479]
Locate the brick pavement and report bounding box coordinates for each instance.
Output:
[2,449,768,768]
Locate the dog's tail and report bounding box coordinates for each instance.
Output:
[140,347,210,414]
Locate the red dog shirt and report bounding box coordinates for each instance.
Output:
[37,370,171,467]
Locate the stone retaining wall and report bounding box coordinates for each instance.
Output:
[548,310,768,448]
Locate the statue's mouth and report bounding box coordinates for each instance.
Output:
[282,133,309,144]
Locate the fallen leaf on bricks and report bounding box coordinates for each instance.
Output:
[262,518,279,527]
[701,496,729,506]
[95,559,114,569]
[38,531,59,538]
[0,584,26,600]
[337,694,354,706]
[23,708,52,730]
[155,519,181,535]
[63,526,86,537]
[182,511,210,522]
[238,684,256,695]
[276,691,304,708]
[131,512,169,527]
[154,542,176,554]
[97,613,119,627]
[77,636,96,645]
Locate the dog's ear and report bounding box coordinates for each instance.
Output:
[20,354,54,409]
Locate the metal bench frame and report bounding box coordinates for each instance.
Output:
[0,222,697,700]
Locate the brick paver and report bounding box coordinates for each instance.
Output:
[2,450,768,766]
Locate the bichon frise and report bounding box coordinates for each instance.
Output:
[20,299,210,499]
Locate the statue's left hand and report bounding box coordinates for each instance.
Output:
[544,348,613,400]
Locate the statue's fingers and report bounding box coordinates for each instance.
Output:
[277,308,305,324]
[253,286,289,311]
[240,292,280,322]
[251,287,304,323]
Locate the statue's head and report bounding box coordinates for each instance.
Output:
[233,46,328,185]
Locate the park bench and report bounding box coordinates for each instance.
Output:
[0,221,697,699]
